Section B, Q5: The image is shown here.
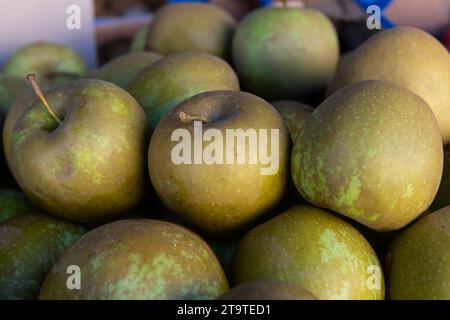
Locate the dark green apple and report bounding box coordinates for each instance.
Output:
[232,7,339,100]
[3,42,87,89]
[0,213,85,299]
[147,3,236,59]
[127,52,240,129]
[388,206,450,299]
[87,51,162,88]
[271,100,314,141]
[4,76,149,223]
[39,219,228,299]
[148,90,290,238]
[0,188,35,223]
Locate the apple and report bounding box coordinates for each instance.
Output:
[146,3,237,59]
[3,42,88,89]
[127,52,240,129]
[148,90,290,238]
[0,188,35,223]
[271,100,314,141]
[87,51,162,88]
[232,6,339,100]
[4,75,149,223]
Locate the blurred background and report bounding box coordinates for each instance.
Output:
[95,0,450,63]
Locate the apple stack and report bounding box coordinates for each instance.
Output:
[1,2,449,300]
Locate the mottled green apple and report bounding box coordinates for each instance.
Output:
[148,90,289,237]
[87,51,162,88]
[292,81,443,231]
[39,219,229,300]
[3,42,87,89]
[147,3,236,59]
[5,78,149,223]
[328,27,450,143]
[0,213,85,299]
[231,206,385,300]
[388,206,450,300]
[127,52,240,129]
[232,7,339,100]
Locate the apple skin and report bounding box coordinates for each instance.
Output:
[147,3,237,59]
[127,52,240,129]
[271,100,314,141]
[4,79,149,223]
[0,213,86,300]
[148,90,290,238]
[39,219,229,300]
[3,42,87,89]
[232,7,339,101]
[87,51,162,88]
[0,188,35,223]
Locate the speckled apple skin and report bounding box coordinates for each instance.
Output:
[0,213,86,299]
[388,206,450,300]
[127,52,240,129]
[39,219,229,300]
[231,206,385,300]
[4,79,149,223]
[292,81,443,231]
[328,27,450,144]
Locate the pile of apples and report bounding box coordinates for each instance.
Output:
[0,2,449,301]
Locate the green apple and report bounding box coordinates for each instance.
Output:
[147,3,236,59]
[271,100,314,141]
[231,205,385,300]
[4,75,149,223]
[232,7,339,100]
[87,51,162,88]
[148,90,290,238]
[0,213,85,299]
[3,42,87,89]
[127,52,240,129]
[39,219,228,299]
[0,188,35,223]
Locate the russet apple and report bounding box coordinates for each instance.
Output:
[4,75,149,223]
[148,90,290,238]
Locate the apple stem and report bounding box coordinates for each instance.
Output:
[179,111,209,124]
[26,74,62,125]
[281,0,288,7]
